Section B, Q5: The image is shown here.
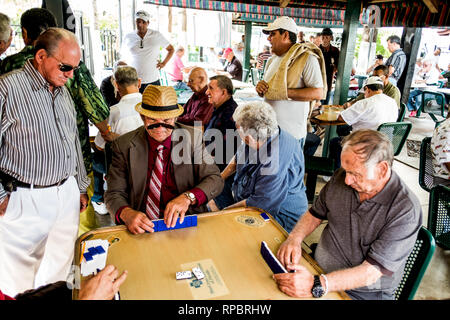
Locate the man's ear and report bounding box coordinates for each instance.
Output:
[34,48,48,65]
[377,161,389,179]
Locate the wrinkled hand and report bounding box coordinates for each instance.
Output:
[79,265,128,300]
[164,194,191,228]
[121,207,154,234]
[273,264,314,298]
[276,235,303,269]
[80,194,89,212]
[0,195,10,217]
[255,80,269,97]
[207,199,219,212]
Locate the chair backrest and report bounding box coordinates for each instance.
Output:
[394,226,435,300]
[397,103,406,122]
[427,185,450,250]
[251,68,259,86]
[159,69,169,86]
[418,137,436,192]
[421,91,446,118]
[377,122,412,156]
[242,68,249,83]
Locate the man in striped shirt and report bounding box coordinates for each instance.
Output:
[0,28,90,297]
[385,35,407,87]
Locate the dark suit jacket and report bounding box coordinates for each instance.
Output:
[105,123,224,221]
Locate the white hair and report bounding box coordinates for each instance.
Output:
[0,13,11,43]
[232,101,278,141]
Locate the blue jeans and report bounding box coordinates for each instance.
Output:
[406,89,423,111]
[91,150,106,203]
[139,80,161,94]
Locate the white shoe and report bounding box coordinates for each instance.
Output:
[91,201,108,215]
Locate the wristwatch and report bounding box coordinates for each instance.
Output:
[311,275,325,298]
[183,191,196,204]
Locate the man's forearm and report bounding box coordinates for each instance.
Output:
[287,87,323,101]
[288,211,322,243]
[326,261,383,293]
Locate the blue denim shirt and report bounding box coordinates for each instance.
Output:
[232,128,308,232]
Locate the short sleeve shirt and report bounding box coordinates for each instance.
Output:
[310,169,422,300]
[121,29,170,83]
[263,54,323,140]
[385,49,407,81]
[431,118,450,180]
[341,93,398,131]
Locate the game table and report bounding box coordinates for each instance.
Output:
[73,207,349,300]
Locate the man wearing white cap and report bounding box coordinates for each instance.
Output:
[255,16,325,148]
[328,76,398,168]
[120,10,174,94]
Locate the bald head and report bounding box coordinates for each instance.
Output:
[188,67,208,93]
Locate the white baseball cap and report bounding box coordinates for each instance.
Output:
[135,10,150,22]
[364,76,384,87]
[262,16,298,35]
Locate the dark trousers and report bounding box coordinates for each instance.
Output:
[91,149,106,203]
[139,80,161,94]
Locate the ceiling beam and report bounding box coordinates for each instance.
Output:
[422,0,439,13]
[279,0,291,8]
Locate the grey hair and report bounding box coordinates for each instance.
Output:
[114,66,139,87]
[341,129,393,177]
[232,101,278,141]
[210,75,233,96]
[34,27,79,56]
[0,13,11,43]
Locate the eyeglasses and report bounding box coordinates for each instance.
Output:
[49,54,80,72]
[140,39,143,49]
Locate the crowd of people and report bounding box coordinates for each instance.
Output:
[0,8,448,301]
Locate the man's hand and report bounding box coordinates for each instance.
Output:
[273,264,314,298]
[121,207,155,234]
[255,80,269,97]
[101,131,120,143]
[79,265,128,300]
[0,195,10,217]
[156,60,166,69]
[276,235,303,269]
[207,199,220,212]
[163,194,191,228]
[80,194,89,212]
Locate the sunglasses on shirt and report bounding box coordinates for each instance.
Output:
[140,39,144,49]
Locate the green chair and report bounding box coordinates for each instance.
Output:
[377,122,412,156]
[427,185,450,250]
[418,137,437,192]
[305,155,336,202]
[394,226,435,300]
[250,68,259,86]
[159,69,169,86]
[242,68,249,83]
[416,91,446,127]
[397,103,406,122]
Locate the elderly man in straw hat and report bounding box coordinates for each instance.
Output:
[105,85,224,234]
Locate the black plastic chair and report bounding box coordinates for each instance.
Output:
[305,155,336,202]
[377,122,412,156]
[416,91,447,128]
[394,226,435,300]
[427,185,450,250]
[397,103,406,122]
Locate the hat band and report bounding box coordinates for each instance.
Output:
[141,103,179,112]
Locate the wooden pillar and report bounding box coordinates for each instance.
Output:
[244,21,252,71]
[400,28,422,104]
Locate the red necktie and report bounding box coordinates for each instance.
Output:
[146,145,164,220]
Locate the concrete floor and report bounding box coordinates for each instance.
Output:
[92,114,449,300]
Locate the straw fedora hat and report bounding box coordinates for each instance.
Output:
[135,85,184,119]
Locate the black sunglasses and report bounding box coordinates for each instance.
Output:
[140,39,144,49]
[49,54,80,72]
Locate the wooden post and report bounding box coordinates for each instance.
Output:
[244,21,252,72]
